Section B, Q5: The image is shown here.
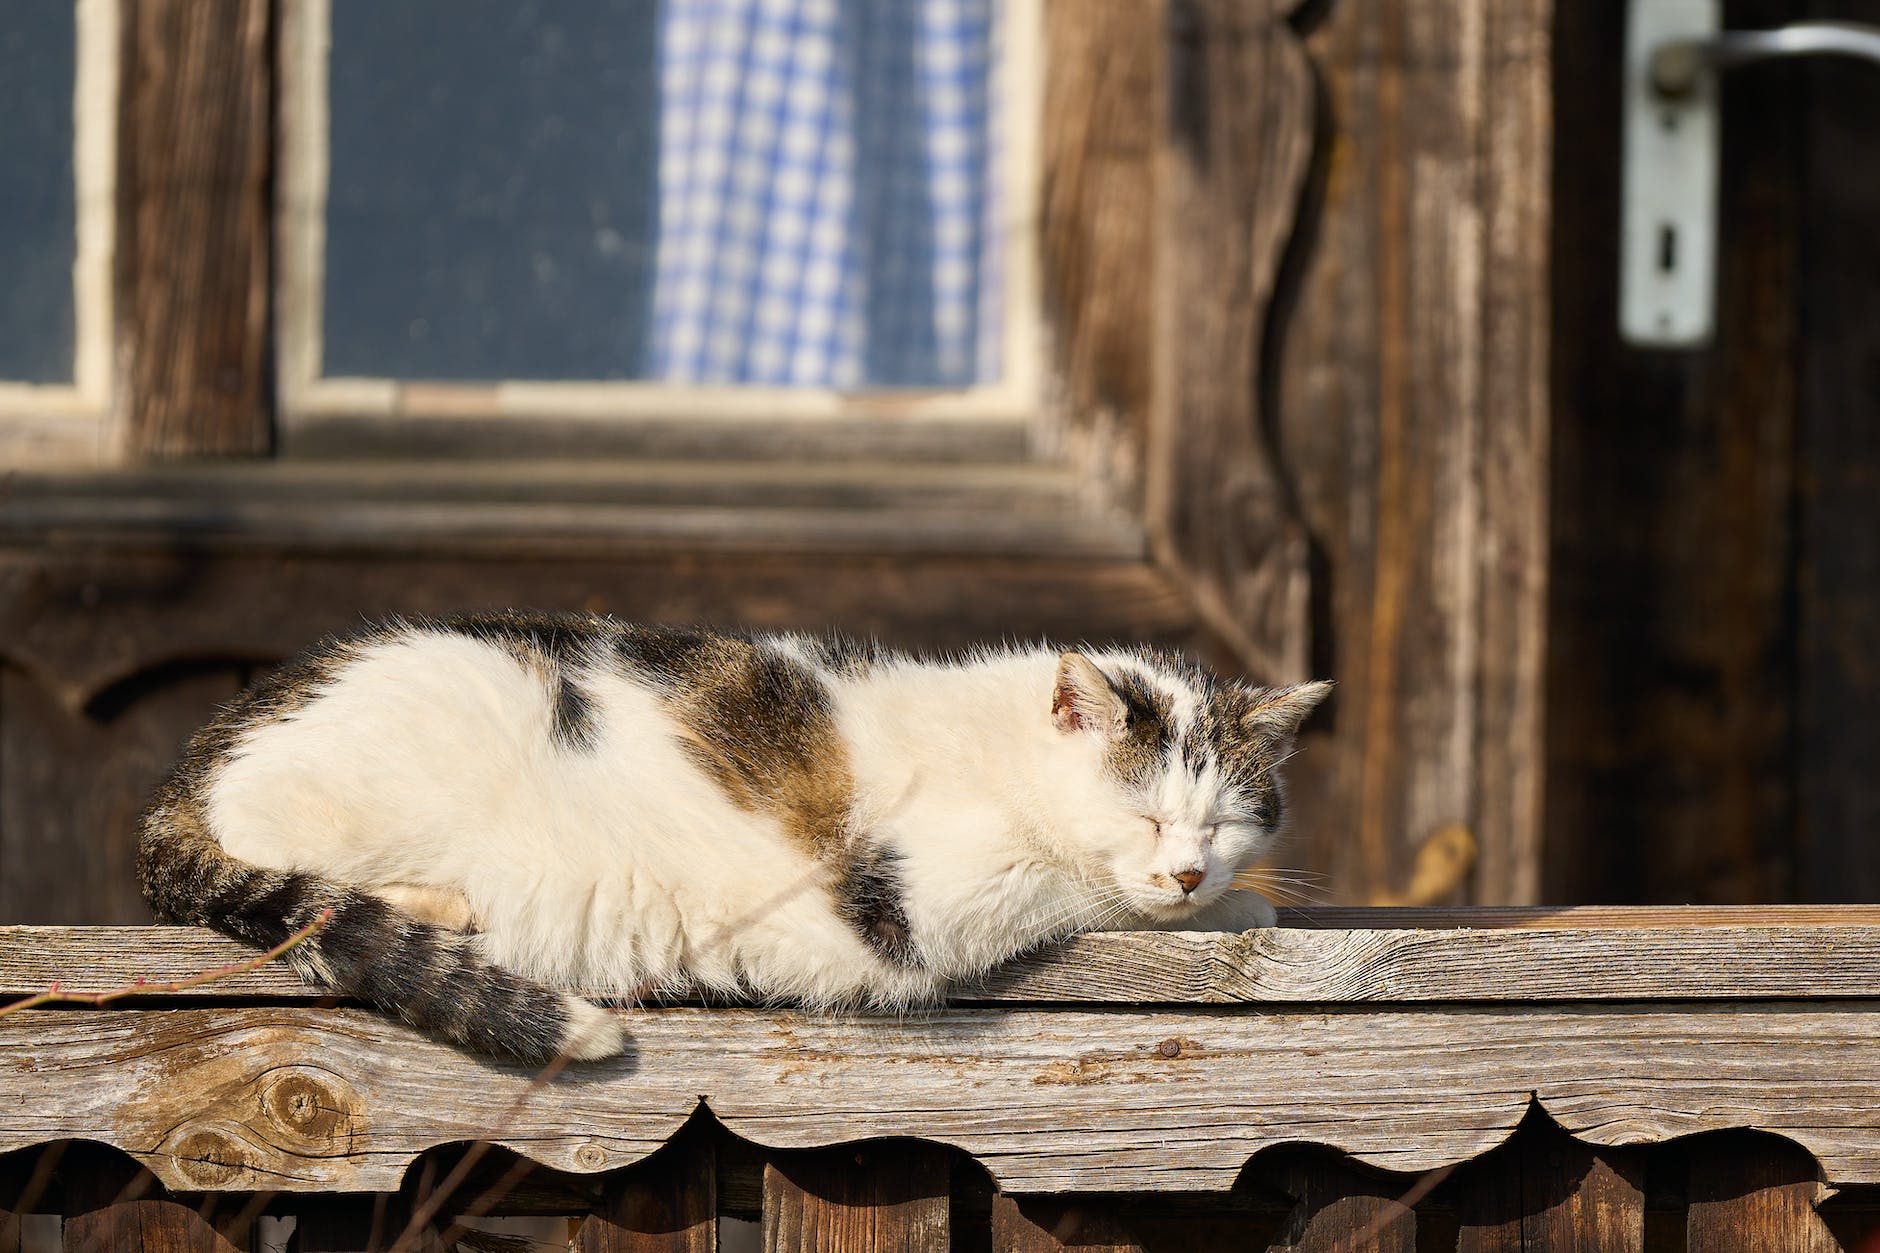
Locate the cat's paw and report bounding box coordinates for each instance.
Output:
[559,996,628,1060]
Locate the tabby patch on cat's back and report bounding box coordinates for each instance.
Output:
[137,614,1331,1063]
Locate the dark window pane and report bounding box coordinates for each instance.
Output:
[322,1,660,381]
[0,1,77,385]
[327,1,665,380]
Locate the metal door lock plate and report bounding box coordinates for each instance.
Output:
[1622,0,1719,348]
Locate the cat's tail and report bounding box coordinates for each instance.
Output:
[135,788,625,1065]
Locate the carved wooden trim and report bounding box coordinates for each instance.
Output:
[116,0,273,457]
[11,1000,1880,1194]
[1146,0,1317,686]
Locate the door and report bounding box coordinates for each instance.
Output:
[1550,0,1880,902]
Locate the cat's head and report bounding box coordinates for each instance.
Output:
[1048,649,1330,919]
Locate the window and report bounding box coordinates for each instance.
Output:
[0,0,115,461]
[277,0,1042,440]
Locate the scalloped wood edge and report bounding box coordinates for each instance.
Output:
[8,1000,1880,1194]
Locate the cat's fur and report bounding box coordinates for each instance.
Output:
[138,614,1330,1063]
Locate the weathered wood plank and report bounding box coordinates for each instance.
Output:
[761,1144,949,1252]
[14,919,1880,1005]
[1267,1160,1414,1252]
[576,1123,715,1253]
[116,0,273,458]
[1686,1139,1837,1253]
[8,1004,1880,1194]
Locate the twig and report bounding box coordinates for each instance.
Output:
[0,909,334,1020]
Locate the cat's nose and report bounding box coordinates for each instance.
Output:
[1173,868,1205,895]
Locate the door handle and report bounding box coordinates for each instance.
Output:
[1622,5,1880,347]
[1651,22,1880,97]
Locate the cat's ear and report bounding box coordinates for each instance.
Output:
[1241,680,1333,742]
[1052,652,1127,737]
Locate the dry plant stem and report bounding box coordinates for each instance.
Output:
[0,908,334,1020]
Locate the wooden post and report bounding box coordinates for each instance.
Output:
[761,1143,949,1252]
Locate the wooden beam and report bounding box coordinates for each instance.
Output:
[116,0,273,457]
[15,917,1880,1005]
[10,1002,1880,1194]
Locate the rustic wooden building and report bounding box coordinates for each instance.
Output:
[0,0,1871,925]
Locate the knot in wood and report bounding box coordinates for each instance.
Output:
[1157,1038,1183,1059]
[258,1067,361,1148]
[164,1126,252,1190]
[574,1143,609,1170]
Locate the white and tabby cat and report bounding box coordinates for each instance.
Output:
[139,614,1329,1063]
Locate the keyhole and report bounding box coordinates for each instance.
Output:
[1658,223,1678,274]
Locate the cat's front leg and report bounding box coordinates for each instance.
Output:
[1089,888,1279,934]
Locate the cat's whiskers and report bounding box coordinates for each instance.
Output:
[1229,865,1331,906]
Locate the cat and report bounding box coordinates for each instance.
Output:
[138,613,1330,1064]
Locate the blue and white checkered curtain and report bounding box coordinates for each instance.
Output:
[648,0,1001,388]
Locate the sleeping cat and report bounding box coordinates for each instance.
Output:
[138,614,1329,1064]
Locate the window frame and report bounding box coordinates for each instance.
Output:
[273,0,1047,456]
[0,0,118,466]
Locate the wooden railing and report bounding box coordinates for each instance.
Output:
[5,907,1880,1250]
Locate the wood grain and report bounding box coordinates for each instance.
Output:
[14,919,1880,1005]
[1276,0,1552,907]
[0,667,240,925]
[1041,0,1161,504]
[116,0,272,458]
[1267,1160,1414,1252]
[1454,1137,1642,1253]
[576,1122,715,1253]
[1686,1139,1837,1253]
[1796,0,1880,905]
[761,1145,949,1252]
[1149,0,1314,686]
[12,1002,1880,1193]
[991,1195,1144,1251]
